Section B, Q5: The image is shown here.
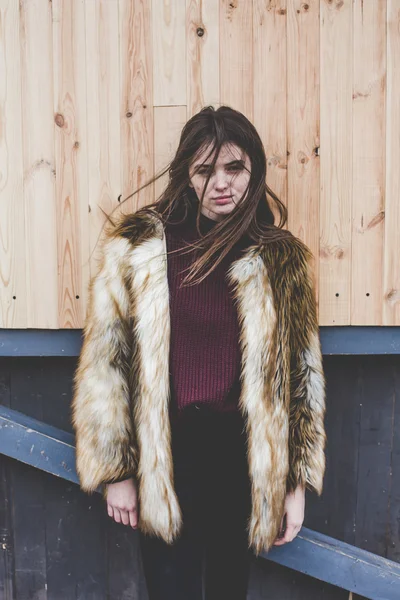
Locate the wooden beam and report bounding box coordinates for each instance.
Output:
[0,405,79,485]
[265,528,400,600]
[1,327,400,357]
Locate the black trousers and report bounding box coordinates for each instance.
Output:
[139,404,253,600]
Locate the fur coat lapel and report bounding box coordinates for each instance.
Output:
[72,211,326,555]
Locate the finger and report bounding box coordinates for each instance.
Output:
[292,525,302,540]
[107,504,113,519]
[274,525,295,546]
[120,509,130,526]
[278,513,285,533]
[113,508,121,524]
[284,525,297,543]
[129,509,138,529]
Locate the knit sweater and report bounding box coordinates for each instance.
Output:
[165,212,249,415]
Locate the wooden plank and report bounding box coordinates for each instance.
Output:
[40,356,77,435]
[11,462,48,600]
[287,0,320,305]
[0,329,83,357]
[10,360,48,600]
[355,357,395,556]
[152,0,186,106]
[119,0,154,211]
[249,557,348,600]
[351,0,386,325]
[0,456,14,600]
[85,0,121,280]
[0,0,27,328]
[52,0,90,328]
[319,0,352,325]
[220,0,253,120]
[253,0,287,227]
[20,0,58,328]
[6,357,107,600]
[154,105,187,199]
[388,357,400,563]
[107,522,145,600]
[0,405,78,485]
[186,0,220,118]
[39,354,106,600]
[44,473,107,600]
[383,1,400,325]
[305,357,360,546]
[264,527,400,600]
[0,364,14,600]
[2,327,400,357]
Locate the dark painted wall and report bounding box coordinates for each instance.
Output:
[0,355,399,599]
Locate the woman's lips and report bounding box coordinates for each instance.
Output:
[214,196,232,205]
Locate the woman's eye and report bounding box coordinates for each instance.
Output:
[226,164,243,172]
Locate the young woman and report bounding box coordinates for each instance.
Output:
[72,105,326,599]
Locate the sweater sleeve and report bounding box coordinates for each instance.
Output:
[71,230,137,493]
[286,239,326,495]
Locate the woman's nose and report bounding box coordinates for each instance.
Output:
[214,173,228,191]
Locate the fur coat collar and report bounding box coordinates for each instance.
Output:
[72,211,326,555]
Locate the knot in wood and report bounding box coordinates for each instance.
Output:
[55,113,64,128]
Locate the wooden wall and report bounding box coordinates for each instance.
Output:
[1,0,399,329]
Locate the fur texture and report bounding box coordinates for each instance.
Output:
[72,211,326,554]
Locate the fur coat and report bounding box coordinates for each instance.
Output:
[71,210,326,555]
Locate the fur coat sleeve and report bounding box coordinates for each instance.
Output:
[283,238,326,495]
[71,229,138,492]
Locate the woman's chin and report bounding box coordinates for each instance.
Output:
[210,203,236,219]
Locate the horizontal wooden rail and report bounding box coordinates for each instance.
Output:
[0,405,399,599]
[1,327,400,356]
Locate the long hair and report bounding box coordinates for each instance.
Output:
[109,105,293,284]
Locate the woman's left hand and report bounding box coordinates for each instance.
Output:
[273,484,305,546]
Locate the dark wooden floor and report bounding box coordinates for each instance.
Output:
[0,355,399,599]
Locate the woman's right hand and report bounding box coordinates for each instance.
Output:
[105,477,139,529]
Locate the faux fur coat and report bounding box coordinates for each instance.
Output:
[71,210,326,555]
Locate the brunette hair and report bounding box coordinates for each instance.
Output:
[109,105,292,284]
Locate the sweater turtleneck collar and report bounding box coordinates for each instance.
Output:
[198,211,219,235]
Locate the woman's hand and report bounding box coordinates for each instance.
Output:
[105,477,139,529]
[273,484,305,546]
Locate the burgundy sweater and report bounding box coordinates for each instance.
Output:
[165,212,249,415]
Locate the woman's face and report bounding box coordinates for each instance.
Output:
[188,142,251,222]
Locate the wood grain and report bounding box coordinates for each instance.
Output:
[20,0,58,328]
[220,0,253,120]
[253,0,288,228]
[85,0,122,281]
[319,0,353,325]
[154,105,187,200]
[3,0,400,328]
[152,0,186,106]
[287,0,321,303]
[351,0,386,325]
[0,0,27,328]
[53,0,90,328]
[186,0,220,118]
[119,0,154,212]
[383,1,400,325]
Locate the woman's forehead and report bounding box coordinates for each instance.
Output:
[192,142,247,166]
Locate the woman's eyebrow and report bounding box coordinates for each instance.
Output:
[194,159,244,168]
